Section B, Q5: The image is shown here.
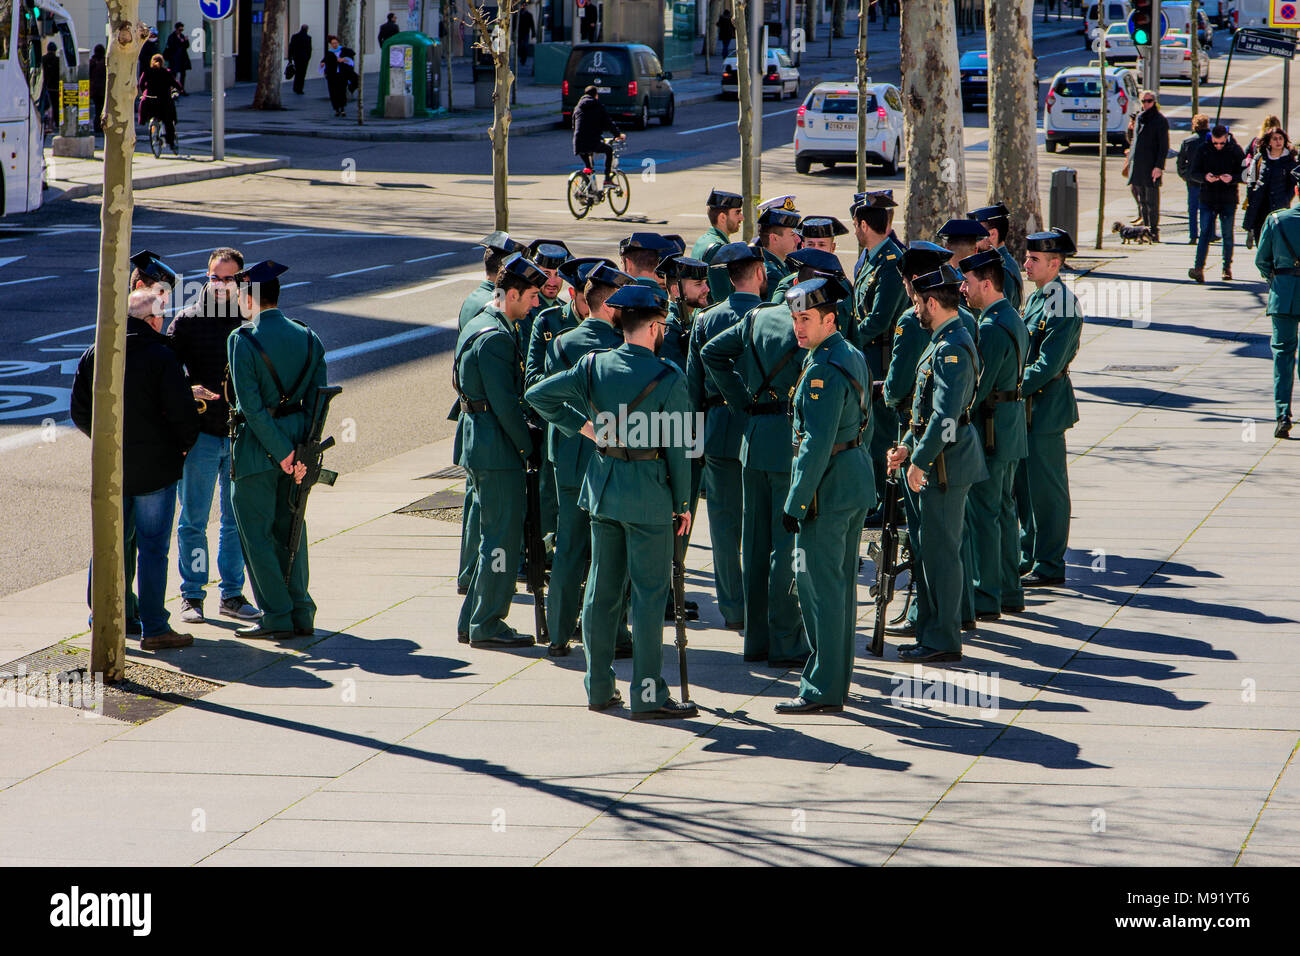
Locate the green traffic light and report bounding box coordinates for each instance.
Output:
[1134,28,1148,44]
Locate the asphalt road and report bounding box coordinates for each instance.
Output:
[0,22,1289,598]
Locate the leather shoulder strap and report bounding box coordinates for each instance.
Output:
[452,326,496,399]
[236,328,288,403]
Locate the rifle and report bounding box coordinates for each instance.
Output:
[284,385,342,586]
[523,428,550,645]
[868,459,904,658]
[672,525,691,702]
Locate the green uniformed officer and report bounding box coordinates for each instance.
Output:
[692,188,745,303]
[658,254,711,372]
[769,248,855,337]
[620,233,680,289]
[886,265,987,662]
[1255,168,1300,438]
[755,196,801,293]
[1018,228,1084,587]
[225,261,328,639]
[525,283,698,720]
[526,256,606,391]
[851,192,909,507]
[960,248,1030,619]
[529,262,636,656]
[968,202,1024,313]
[797,215,850,256]
[687,241,765,629]
[701,266,813,667]
[455,231,525,598]
[453,253,547,647]
[775,276,875,713]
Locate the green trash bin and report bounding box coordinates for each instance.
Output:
[373,32,443,118]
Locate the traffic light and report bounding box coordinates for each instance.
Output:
[1128,0,1155,47]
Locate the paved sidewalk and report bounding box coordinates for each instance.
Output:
[44,148,289,203]
[1,221,1297,865]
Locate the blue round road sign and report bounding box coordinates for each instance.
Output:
[200,0,235,20]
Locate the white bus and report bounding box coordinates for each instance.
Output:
[1,0,78,216]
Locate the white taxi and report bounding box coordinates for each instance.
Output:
[793,81,906,175]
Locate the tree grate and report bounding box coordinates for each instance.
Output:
[418,465,466,479]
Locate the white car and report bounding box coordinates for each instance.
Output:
[721,48,800,100]
[793,81,906,175]
[1162,2,1216,47]
[1151,34,1212,82]
[1084,1,1131,48]
[1044,65,1140,152]
[1099,23,1140,64]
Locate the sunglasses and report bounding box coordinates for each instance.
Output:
[1141,98,1155,104]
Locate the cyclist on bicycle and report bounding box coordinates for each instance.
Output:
[572,86,625,187]
[138,53,182,154]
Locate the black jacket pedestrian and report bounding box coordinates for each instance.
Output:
[717,11,736,42]
[165,30,191,73]
[379,19,401,46]
[572,93,620,154]
[1176,131,1205,182]
[138,38,160,76]
[1189,133,1247,211]
[41,50,61,102]
[1127,107,1170,187]
[167,289,246,438]
[288,27,312,66]
[71,317,200,497]
[1244,149,1299,238]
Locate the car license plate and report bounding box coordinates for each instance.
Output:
[596,87,610,94]
[1071,111,1098,120]
[969,75,986,84]
[827,121,855,131]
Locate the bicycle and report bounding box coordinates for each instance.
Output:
[143,89,180,159]
[567,137,631,220]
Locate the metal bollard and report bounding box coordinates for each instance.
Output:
[1049,167,1079,239]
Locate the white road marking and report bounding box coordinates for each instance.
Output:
[0,419,74,454]
[26,324,96,344]
[0,275,55,287]
[375,271,482,300]
[325,322,459,363]
[678,106,799,135]
[328,264,393,279]
[280,281,312,290]
[0,256,24,269]
[406,252,458,263]
[243,234,311,245]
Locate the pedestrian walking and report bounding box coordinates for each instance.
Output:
[321,35,349,116]
[1188,124,1246,282]
[774,276,874,713]
[167,247,263,626]
[225,261,329,640]
[138,54,182,153]
[717,6,736,60]
[1178,114,1216,245]
[89,44,106,133]
[165,23,192,94]
[518,5,536,67]
[1256,167,1300,438]
[379,13,401,46]
[138,27,161,79]
[1245,115,1283,163]
[71,254,200,651]
[288,25,312,96]
[1125,90,1170,241]
[41,42,61,130]
[525,284,698,720]
[1243,128,1298,249]
[582,2,599,42]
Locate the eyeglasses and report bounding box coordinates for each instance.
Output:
[1140,98,1155,104]
[207,274,236,283]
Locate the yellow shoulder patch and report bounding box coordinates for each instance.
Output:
[895,324,904,336]
[810,378,824,389]
[884,253,897,261]
[945,355,959,364]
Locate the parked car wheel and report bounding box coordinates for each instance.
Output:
[795,155,812,174]
[661,95,675,126]
[1046,139,1058,153]
[882,139,900,175]
[634,101,649,130]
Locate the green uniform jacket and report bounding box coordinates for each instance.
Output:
[854,236,908,365]
[1021,276,1084,434]
[772,270,856,334]
[661,300,693,373]
[881,307,929,423]
[693,224,735,302]
[958,304,980,343]
[905,315,987,486]
[454,304,531,470]
[1256,207,1300,316]
[525,300,580,391]
[227,308,327,481]
[999,245,1024,314]
[761,247,791,297]
[526,342,691,523]
[700,300,803,473]
[536,317,625,486]
[459,280,495,330]
[972,297,1030,464]
[786,331,876,519]
[518,293,559,365]
[687,291,762,458]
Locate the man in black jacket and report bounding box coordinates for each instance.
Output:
[288,26,312,95]
[572,87,625,186]
[1126,90,1170,241]
[1177,114,1218,245]
[1189,125,1247,282]
[168,247,263,626]
[72,284,201,650]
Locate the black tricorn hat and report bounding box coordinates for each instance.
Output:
[498,253,547,288]
[786,247,845,276]
[656,254,710,281]
[936,218,990,241]
[912,264,964,293]
[607,283,669,311]
[707,188,744,209]
[710,241,764,267]
[558,256,615,289]
[129,249,178,289]
[899,241,952,280]
[526,239,573,269]
[957,248,1004,273]
[786,275,851,312]
[1025,227,1077,256]
[235,259,289,285]
[478,231,524,254]
[799,216,849,239]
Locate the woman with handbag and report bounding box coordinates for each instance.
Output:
[1243,129,1299,249]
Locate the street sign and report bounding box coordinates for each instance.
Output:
[199,0,234,21]
[1271,1,1300,28]
[1236,28,1298,57]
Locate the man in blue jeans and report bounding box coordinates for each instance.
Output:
[1189,124,1246,283]
[72,272,201,650]
[167,248,262,625]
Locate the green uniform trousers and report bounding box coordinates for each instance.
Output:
[231,469,315,633]
[457,477,479,592]
[1020,431,1070,580]
[703,455,745,624]
[960,512,977,625]
[967,459,1024,615]
[1270,314,1300,420]
[741,467,806,661]
[460,466,525,641]
[910,479,971,654]
[549,483,632,650]
[795,506,868,706]
[583,515,672,712]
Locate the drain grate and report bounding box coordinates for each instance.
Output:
[418,465,466,480]
[0,644,221,724]
[1102,364,1178,372]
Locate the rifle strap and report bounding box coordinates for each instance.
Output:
[236,328,319,418]
[451,326,496,402]
[750,341,799,408]
[827,359,870,441]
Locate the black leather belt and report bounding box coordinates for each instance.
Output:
[459,397,490,414]
[270,401,305,419]
[702,394,727,411]
[748,400,790,416]
[987,388,1021,404]
[793,435,861,457]
[598,446,662,461]
[1274,267,1300,276]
